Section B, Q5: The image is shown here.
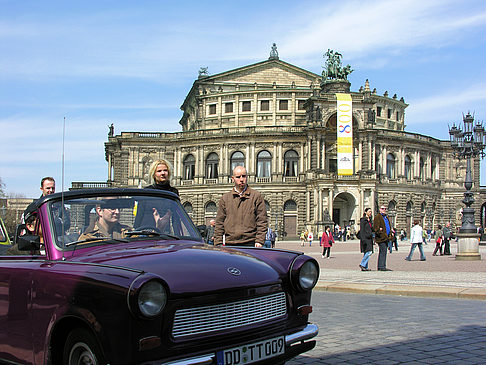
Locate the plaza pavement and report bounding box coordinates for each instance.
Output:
[275,238,486,300]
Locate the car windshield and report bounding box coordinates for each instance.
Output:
[48,193,201,250]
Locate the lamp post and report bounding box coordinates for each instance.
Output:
[449,112,486,260]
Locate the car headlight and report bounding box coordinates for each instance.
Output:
[138,280,167,318]
[290,257,319,292]
[128,275,168,319]
[299,261,319,290]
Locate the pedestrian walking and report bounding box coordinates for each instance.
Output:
[320,226,334,258]
[443,222,452,255]
[359,208,373,271]
[205,219,215,245]
[405,220,426,261]
[300,230,307,246]
[270,229,276,248]
[264,227,273,248]
[308,231,314,247]
[433,224,444,256]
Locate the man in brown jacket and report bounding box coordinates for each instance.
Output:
[214,166,268,247]
[373,205,393,271]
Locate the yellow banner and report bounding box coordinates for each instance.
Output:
[336,93,353,175]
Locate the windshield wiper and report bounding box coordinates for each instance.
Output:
[65,236,128,247]
[125,230,181,240]
[125,229,162,237]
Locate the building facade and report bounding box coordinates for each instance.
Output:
[103,49,482,239]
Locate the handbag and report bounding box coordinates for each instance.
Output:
[436,236,442,244]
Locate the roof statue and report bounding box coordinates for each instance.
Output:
[198,67,209,79]
[269,43,279,60]
[108,123,114,137]
[322,49,353,81]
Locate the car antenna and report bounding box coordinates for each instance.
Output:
[61,116,66,261]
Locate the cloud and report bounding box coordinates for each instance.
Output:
[281,0,486,62]
[406,83,486,128]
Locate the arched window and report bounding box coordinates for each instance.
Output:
[406,201,413,213]
[183,202,193,214]
[205,201,217,213]
[404,155,412,180]
[284,200,297,211]
[257,150,272,177]
[284,150,299,177]
[183,154,195,180]
[205,153,219,179]
[386,153,396,179]
[419,157,425,180]
[230,151,245,172]
[264,200,271,215]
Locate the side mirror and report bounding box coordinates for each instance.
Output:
[14,224,41,251]
[17,235,41,251]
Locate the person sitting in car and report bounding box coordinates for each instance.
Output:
[79,200,130,240]
[7,210,43,255]
[79,199,169,241]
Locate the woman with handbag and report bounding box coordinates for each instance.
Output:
[433,224,444,256]
[321,226,334,258]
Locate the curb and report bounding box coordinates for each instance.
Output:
[315,281,486,300]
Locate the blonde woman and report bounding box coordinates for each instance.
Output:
[146,159,179,196]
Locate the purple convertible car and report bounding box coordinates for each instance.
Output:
[0,188,319,365]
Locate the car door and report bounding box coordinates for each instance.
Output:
[0,256,46,365]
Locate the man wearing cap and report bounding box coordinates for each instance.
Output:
[214,166,267,247]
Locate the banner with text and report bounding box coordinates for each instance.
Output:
[336,93,353,175]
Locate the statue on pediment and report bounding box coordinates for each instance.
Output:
[322,49,353,81]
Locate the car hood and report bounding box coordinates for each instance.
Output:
[68,241,284,294]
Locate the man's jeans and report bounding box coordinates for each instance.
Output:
[406,243,426,261]
[377,242,388,269]
[360,251,373,269]
[387,240,393,253]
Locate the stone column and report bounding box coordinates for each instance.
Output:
[306,190,311,224]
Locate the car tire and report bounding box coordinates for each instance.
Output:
[63,328,106,365]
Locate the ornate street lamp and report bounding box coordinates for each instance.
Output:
[449,112,486,260]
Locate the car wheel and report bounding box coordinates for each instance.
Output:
[63,328,105,365]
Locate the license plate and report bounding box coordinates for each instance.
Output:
[216,336,285,365]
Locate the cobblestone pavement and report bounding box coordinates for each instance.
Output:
[288,291,486,364]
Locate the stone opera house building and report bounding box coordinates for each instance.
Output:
[96,47,484,239]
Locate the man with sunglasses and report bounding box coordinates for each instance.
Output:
[79,200,130,240]
[214,166,267,247]
[373,205,393,271]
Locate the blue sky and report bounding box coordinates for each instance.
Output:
[1,0,486,198]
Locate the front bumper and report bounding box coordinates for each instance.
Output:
[158,323,319,365]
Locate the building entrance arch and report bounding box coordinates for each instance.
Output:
[332,192,357,229]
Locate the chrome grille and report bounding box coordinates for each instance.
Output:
[172,292,287,338]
